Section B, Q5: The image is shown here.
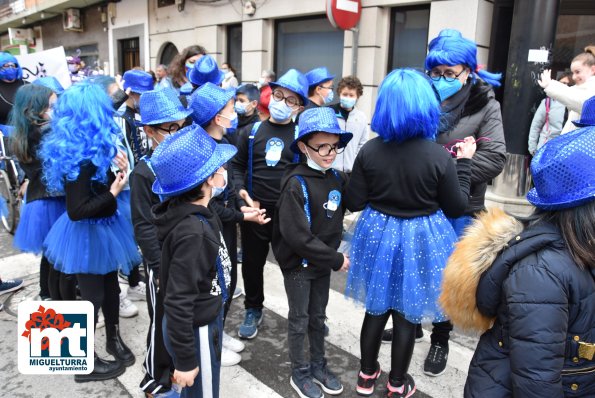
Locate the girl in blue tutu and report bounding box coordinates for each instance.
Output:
[344,68,476,398]
[10,84,71,300]
[40,81,140,382]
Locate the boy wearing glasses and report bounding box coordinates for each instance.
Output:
[232,69,308,339]
[272,107,352,398]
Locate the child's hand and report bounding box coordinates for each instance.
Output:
[456,136,477,159]
[113,150,129,175]
[110,171,128,197]
[174,367,199,388]
[239,189,256,208]
[339,253,350,272]
[538,69,552,88]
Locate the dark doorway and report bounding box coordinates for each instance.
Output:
[160,42,179,67]
[120,37,140,72]
[227,24,242,82]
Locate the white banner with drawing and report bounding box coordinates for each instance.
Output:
[15,47,72,89]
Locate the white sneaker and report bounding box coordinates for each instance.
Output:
[119,292,139,318]
[232,287,243,299]
[127,281,146,301]
[221,347,241,367]
[96,311,105,329]
[223,331,245,353]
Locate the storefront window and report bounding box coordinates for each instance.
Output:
[551,14,595,77]
[227,24,242,82]
[388,6,430,72]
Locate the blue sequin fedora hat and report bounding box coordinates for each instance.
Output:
[305,67,335,88]
[269,69,310,106]
[140,88,192,125]
[291,107,353,154]
[33,76,65,95]
[187,82,235,126]
[188,55,225,88]
[527,126,595,210]
[151,124,237,196]
[123,70,154,94]
[572,95,595,127]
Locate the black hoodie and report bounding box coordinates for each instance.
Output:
[272,163,347,277]
[152,200,224,372]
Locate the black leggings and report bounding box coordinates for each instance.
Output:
[39,256,51,298]
[76,272,120,327]
[128,265,141,287]
[48,267,77,300]
[360,310,416,385]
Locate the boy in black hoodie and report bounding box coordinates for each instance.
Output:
[150,124,237,398]
[272,107,352,398]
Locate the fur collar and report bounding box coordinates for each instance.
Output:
[439,208,523,332]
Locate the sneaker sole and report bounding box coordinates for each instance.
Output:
[0,284,24,296]
[237,313,264,340]
[126,295,146,302]
[119,311,139,318]
[423,368,447,377]
[313,377,343,395]
[356,369,381,396]
[290,376,323,398]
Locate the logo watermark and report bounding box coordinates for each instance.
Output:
[18,301,94,374]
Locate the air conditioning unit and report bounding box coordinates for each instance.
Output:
[63,8,83,32]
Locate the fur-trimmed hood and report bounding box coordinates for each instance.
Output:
[439,207,523,332]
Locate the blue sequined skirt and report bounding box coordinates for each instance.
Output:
[43,211,141,276]
[345,206,457,323]
[14,197,66,254]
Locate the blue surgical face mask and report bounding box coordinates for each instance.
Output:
[234,102,247,115]
[431,78,463,102]
[211,169,228,198]
[268,98,293,122]
[0,66,18,82]
[218,112,238,129]
[324,90,334,104]
[185,62,194,77]
[340,96,356,109]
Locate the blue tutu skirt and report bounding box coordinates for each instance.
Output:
[345,206,457,323]
[43,211,141,276]
[116,189,132,224]
[447,215,474,238]
[14,197,66,254]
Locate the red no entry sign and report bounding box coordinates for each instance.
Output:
[326,0,362,30]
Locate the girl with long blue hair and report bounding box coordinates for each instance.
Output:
[344,68,477,397]
[40,81,140,382]
[9,84,73,301]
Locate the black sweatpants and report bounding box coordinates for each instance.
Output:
[76,271,120,328]
[222,220,238,321]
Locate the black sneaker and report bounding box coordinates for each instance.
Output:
[356,361,381,396]
[424,343,448,376]
[387,374,416,398]
[381,326,423,344]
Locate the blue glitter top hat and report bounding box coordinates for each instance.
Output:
[572,95,595,127]
[269,69,309,106]
[151,124,237,196]
[188,55,224,88]
[123,70,154,94]
[305,67,335,88]
[291,107,352,154]
[527,126,595,210]
[187,82,235,126]
[33,76,65,95]
[140,88,192,125]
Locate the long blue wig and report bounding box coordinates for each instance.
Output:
[40,81,119,193]
[371,68,440,143]
[425,29,501,87]
[9,84,54,163]
[0,52,23,80]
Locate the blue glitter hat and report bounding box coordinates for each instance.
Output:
[269,69,309,106]
[291,107,352,154]
[140,88,192,125]
[187,82,235,126]
[527,126,595,210]
[151,124,237,196]
[305,67,335,88]
[572,95,595,127]
[123,70,154,94]
[33,76,65,95]
[188,55,224,88]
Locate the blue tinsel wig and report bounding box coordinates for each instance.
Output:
[371,68,440,143]
[0,52,23,80]
[425,29,501,87]
[40,81,119,193]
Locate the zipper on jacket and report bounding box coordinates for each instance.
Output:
[562,365,595,375]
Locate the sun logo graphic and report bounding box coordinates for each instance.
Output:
[18,301,94,374]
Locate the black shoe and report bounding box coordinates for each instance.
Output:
[424,343,448,376]
[415,324,424,342]
[74,353,125,382]
[106,324,135,367]
[382,326,423,345]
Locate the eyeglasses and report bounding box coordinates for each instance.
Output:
[427,69,467,82]
[319,85,334,91]
[154,122,184,135]
[272,90,300,108]
[0,63,16,71]
[305,142,345,156]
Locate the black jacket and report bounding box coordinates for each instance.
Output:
[272,163,346,276]
[153,201,223,372]
[65,162,116,221]
[19,125,53,203]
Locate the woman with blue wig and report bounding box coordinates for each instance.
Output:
[40,81,140,382]
[0,52,25,124]
[344,68,477,397]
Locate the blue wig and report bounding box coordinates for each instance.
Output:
[371,68,440,143]
[425,29,501,87]
[40,81,119,193]
[89,75,116,92]
[0,52,23,80]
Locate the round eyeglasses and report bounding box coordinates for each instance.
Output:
[427,69,467,82]
[154,122,184,135]
[272,90,300,108]
[305,142,345,156]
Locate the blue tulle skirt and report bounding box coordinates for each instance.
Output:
[116,189,132,224]
[14,197,66,254]
[345,206,457,323]
[43,211,141,276]
[447,215,474,238]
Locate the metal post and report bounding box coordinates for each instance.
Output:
[351,26,359,76]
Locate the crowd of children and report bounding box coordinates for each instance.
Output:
[1,29,594,398]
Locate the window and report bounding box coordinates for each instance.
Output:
[66,44,99,70]
[160,42,179,67]
[227,24,242,82]
[119,37,140,72]
[275,16,343,83]
[551,14,595,76]
[157,0,175,8]
[388,6,430,72]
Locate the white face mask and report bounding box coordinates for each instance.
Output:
[304,147,330,172]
